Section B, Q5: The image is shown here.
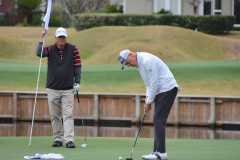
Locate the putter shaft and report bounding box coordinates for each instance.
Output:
[130,111,147,158]
[77,92,87,146]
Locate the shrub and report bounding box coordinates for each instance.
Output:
[198,15,236,34]
[104,3,123,13]
[31,14,42,26]
[157,9,172,15]
[0,17,7,26]
[49,16,62,27]
[73,15,103,31]
[51,4,72,28]
[73,14,235,34]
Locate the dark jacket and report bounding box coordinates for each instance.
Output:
[46,43,75,90]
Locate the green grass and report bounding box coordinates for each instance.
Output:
[0,26,240,96]
[0,60,240,96]
[0,137,239,160]
[169,60,240,82]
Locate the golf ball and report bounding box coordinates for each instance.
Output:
[119,157,122,160]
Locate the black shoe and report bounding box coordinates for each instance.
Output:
[52,141,63,147]
[66,141,75,148]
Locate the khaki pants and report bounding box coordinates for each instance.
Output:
[47,88,74,143]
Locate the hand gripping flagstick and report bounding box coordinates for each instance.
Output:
[28,0,52,149]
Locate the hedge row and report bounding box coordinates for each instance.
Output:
[0,17,7,26]
[73,14,235,35]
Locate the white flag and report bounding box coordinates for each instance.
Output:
[43,0,52,30]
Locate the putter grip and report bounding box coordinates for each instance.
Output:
[76,92,80,103]
[144,111,147,116]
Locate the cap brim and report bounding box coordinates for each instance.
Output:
[56,34,67,37]
[121,60,126,70]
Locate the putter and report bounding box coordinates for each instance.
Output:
[126,111,147,160]
[76,92,87,147]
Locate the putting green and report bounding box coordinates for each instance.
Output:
[0,137,239,160]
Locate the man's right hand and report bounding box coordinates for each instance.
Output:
[40,28,47,42]
[41,28,47,37]
[144,103,151,112]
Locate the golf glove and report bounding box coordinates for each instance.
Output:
[73,83,80,93]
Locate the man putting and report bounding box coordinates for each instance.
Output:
[118,50,181,160]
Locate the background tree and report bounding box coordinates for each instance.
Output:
[14,0,42,25]
[50,3,70,27]
[187,0,201,15]
[104,3,123,13]
[58,0,109,20]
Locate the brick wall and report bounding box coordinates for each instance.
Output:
[0,0,15,14]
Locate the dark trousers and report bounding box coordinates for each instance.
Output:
[153,87,178,153]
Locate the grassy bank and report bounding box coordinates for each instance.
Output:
[0,60,239,96]
[0,26,239,65]
[0,137,239,160]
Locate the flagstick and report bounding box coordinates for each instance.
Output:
[28,36,45,149]
[28,0,51,148]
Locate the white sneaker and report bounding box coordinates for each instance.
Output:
[142,152,155,159]
[142,152,168,160]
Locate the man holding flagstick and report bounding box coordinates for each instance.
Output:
[35,0,82,148]
[29,0,53,149]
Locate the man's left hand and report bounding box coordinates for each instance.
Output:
[73,83,80,93]
[144,103,151,112]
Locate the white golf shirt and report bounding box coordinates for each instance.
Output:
[137,52,180,104]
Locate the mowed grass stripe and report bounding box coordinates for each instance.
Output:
[0,137,239,160]
[0,60,240,96]
[169,60,240,82]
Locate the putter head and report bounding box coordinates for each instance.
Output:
[81,143,87,147]
[126,158,133,160]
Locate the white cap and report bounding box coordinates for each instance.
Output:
[55,27,67,37]
[118,50,130,70]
